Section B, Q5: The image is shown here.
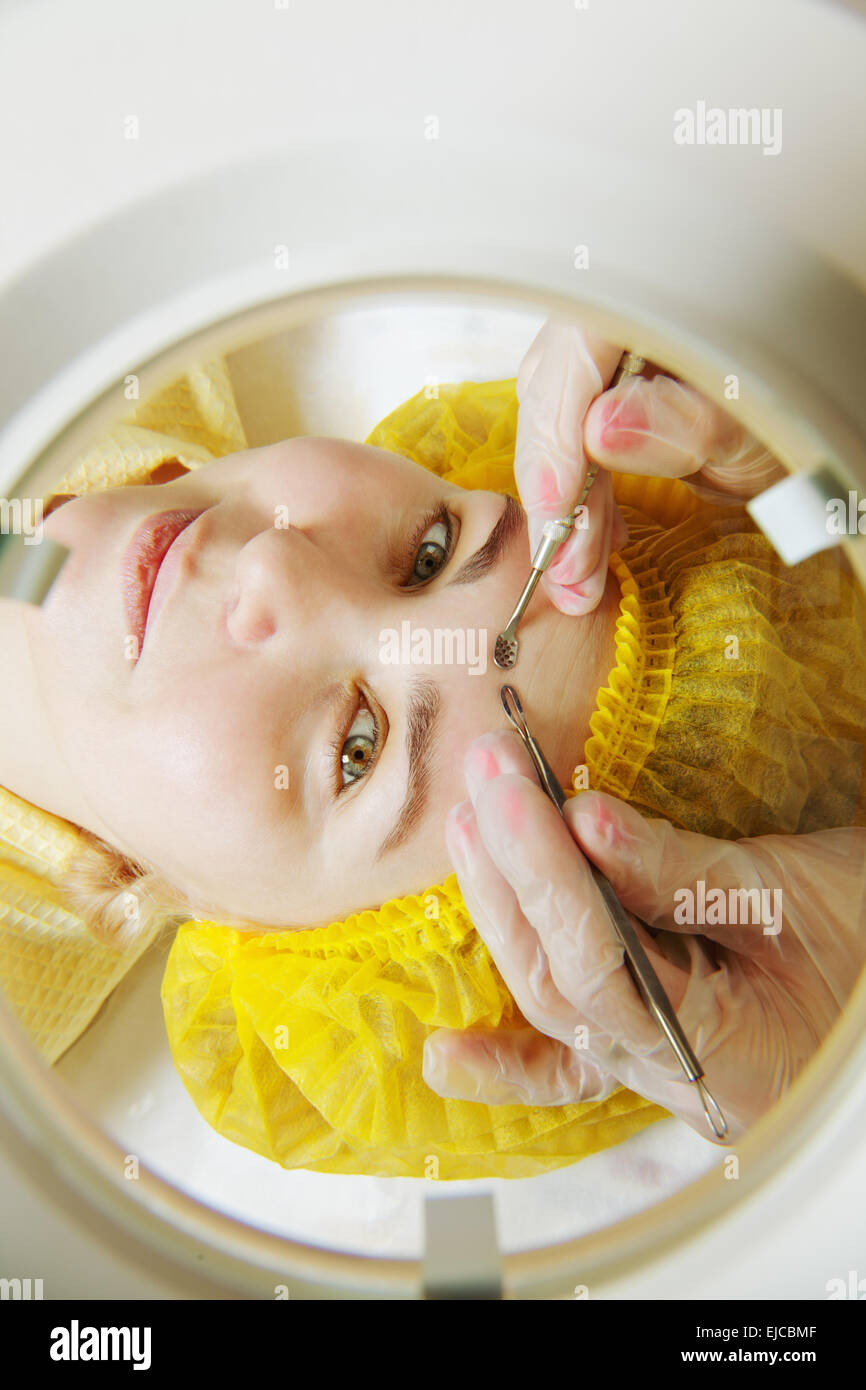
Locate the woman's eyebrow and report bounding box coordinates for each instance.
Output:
[448,493,525,585]
[374,498,523,858]
[376,676,441,860]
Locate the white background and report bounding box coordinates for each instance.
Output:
[1,0,865,1301]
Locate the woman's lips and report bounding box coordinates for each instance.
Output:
[122,509,204,660]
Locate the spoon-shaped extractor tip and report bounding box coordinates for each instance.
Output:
[494,634,517,669]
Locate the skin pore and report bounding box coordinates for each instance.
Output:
[0,436,623,927]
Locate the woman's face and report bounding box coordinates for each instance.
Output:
[30,436,594,926]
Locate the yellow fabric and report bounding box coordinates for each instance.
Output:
[162,377,866,1180]
[4,365,864,1182]
[161,380,670,1180]
[588,509,866,834]
[54,358,248,496]
[162,882,662,1180]
[0,359,249,1063]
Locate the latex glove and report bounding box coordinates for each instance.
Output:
[514,319,786,615]
[423,730,866,1142]
[514,321,627,616]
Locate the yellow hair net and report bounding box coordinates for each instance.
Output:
[0,359,248,1063]
[160,376,866,1180]
[3,361,864,1183]
[160,379,674,1179]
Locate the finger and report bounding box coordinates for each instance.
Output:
[472,774,664,1053]
[449,787,732,1115]
[583,375,750,481]
[462,728,542,805]
[423,1018,745,1140]
[445,798,579,1044]
[566,791,778,951]
[607,1051,747,1141]
[461,734,631,1049]
[542,470,617,615]
[531,466,614,615]
[515,320,549,402]
[690,434,786,501]
[422,1026,620,1106]
[461,747,693,1067]
[472,777,694,1084]
[611,498,630,553]
[514,323,621,551]
[516,320,620,407]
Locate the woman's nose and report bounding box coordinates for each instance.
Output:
[225,523,366,650]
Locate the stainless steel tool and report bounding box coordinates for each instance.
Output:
[494,349,646,670]
[499,682,729,1143]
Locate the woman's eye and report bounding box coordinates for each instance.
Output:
[408,519,450,585]
[339,704,378,788]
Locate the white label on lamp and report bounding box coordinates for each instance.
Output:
[746,465,853,566]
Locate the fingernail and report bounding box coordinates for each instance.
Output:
[474,775,527,853]
[422,1039,484,1100]
[528,515,549,555]
[592,797,623,846]
[445,799,475,866]
[548,581,593,614]
[465,742,500,802]
[522,463,561,509]
[600,397,646,448]
[612,514,629,551]
[547,532,585,584]
[486,780,524,838]
[572,794,623,849]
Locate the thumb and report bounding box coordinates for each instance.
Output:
[583,375,784,500]
[565,791,765,948]
[583,375,722,479]
[422,1026,618,1106]
[514,321,621,553]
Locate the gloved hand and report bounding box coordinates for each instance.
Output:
[423,730,866,1141]
[514,319,786,616]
